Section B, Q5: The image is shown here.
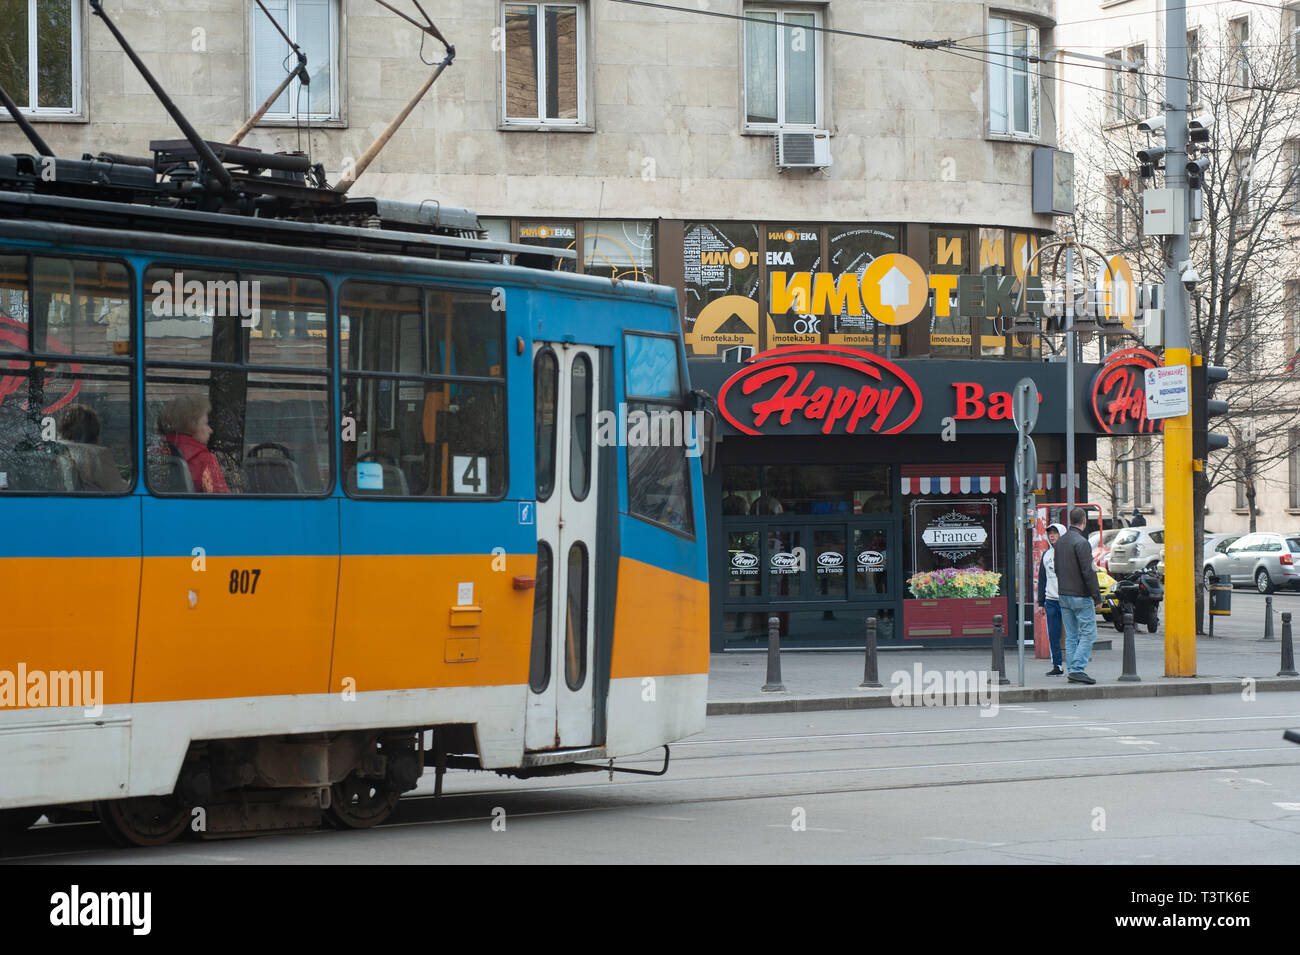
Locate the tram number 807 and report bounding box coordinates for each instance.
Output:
[229,569,262,595]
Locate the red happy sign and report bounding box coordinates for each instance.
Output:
[717,345,922,436]
[1090,347,1163,435]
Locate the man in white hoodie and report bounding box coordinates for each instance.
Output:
[1036,523,1067,676]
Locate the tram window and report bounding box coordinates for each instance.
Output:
[143,266,331,496]
[0,255,135,494]
[529,542,553,693]
[626,401,694,535]
[535,348,558,501]
[340,281,506,499]
[625,334,680,399]
[565,542,588,691]
[569,353,592,500]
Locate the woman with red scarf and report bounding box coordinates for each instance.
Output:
[158,395,229,493]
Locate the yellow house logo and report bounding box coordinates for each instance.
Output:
[700,247,756,268]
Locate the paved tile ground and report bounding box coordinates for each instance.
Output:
[707,603,1300,712]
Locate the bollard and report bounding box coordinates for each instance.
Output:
[1263,595,1276,641]
[990,614,1010,686]
[762,614,786,692]
[859,615,882,688]
[1280,613,1298,678]
[1118,611,1141,682]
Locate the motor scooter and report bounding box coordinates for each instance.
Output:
[1108,570,1164,633]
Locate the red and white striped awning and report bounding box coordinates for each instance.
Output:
[900,471,1082,495]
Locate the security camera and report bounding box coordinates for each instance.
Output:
[1137,114,1166,133]
[1181,264,1201,290]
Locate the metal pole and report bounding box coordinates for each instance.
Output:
[1162,0,1196,677]
[1280,613,1298,678]
[1263,595,1275,641]
[1065,245,1076,512]
[859,615,881,688]
[1119,611,1141,682]
[762,614,786,692]
[991,614,1010,685]
[1016,477,1025,686]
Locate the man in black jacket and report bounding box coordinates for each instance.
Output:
[1053,506,1103,684]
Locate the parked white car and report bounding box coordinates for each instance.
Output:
[1107,526,1164,575]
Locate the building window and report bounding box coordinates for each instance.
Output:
[1135,437,1153,507]
[1188,29,1200,104]
[1106,49,1126,121]
[1231,16,1251,89]
[1290,141,1300,217]
[1233,149,1255,223]
[1290,429,1300,509]
[988,16,1040,137]
[1287,281,1300,369]
[1117,457,1130,505]
[250,0,339,121]
[744,6,823,128]
[1107,174,1128,241]
[502,2,585,125]
[0,0,79,114]
[1126,44,1147,119]
[1232,287,1255,373]
[1290,7,1300,82]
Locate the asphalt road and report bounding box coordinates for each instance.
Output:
[6,692,1300,865]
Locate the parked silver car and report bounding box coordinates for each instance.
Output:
[1107,526,1165,574]
[1155,533,1238,578]
[1203,532,1300,594]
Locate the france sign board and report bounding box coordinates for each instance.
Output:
[1144,364,1189,420]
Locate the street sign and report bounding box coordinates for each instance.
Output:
[1012,378,1040,433]
[1144,364,1189,419]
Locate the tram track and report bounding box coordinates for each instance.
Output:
[6,708,1300,861]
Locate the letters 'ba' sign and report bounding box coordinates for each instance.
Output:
[717,345,922,436]
[1090,347,1163,435]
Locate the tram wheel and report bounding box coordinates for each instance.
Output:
[324,774,400,830]
[96,796,190,848]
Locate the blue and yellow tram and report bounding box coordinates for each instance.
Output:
[0,177,711,845]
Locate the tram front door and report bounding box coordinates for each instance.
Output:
[525,342,602,750]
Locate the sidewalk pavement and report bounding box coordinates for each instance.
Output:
[707,619,1300,715]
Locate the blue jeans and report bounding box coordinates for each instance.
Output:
[1043,599,1063,667]
[1059,595,1098,672]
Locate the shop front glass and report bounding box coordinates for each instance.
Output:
[902,494,1008,641]
[720,462,896,648]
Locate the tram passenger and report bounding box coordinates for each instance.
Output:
[58,404,127,492]
[158,395,230,493]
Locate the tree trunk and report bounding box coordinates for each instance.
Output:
[1246,475,1258,533]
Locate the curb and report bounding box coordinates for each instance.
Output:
[706,677,1300,715]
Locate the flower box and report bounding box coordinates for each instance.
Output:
[903,596,1010,641]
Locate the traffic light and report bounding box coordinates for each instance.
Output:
[1192,358,1230,460]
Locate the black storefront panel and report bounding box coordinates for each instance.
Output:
[692,353,1106,650]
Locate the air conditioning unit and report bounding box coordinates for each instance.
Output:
[775,130,832,169]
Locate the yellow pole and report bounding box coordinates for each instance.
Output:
[1162,347,1196,676]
